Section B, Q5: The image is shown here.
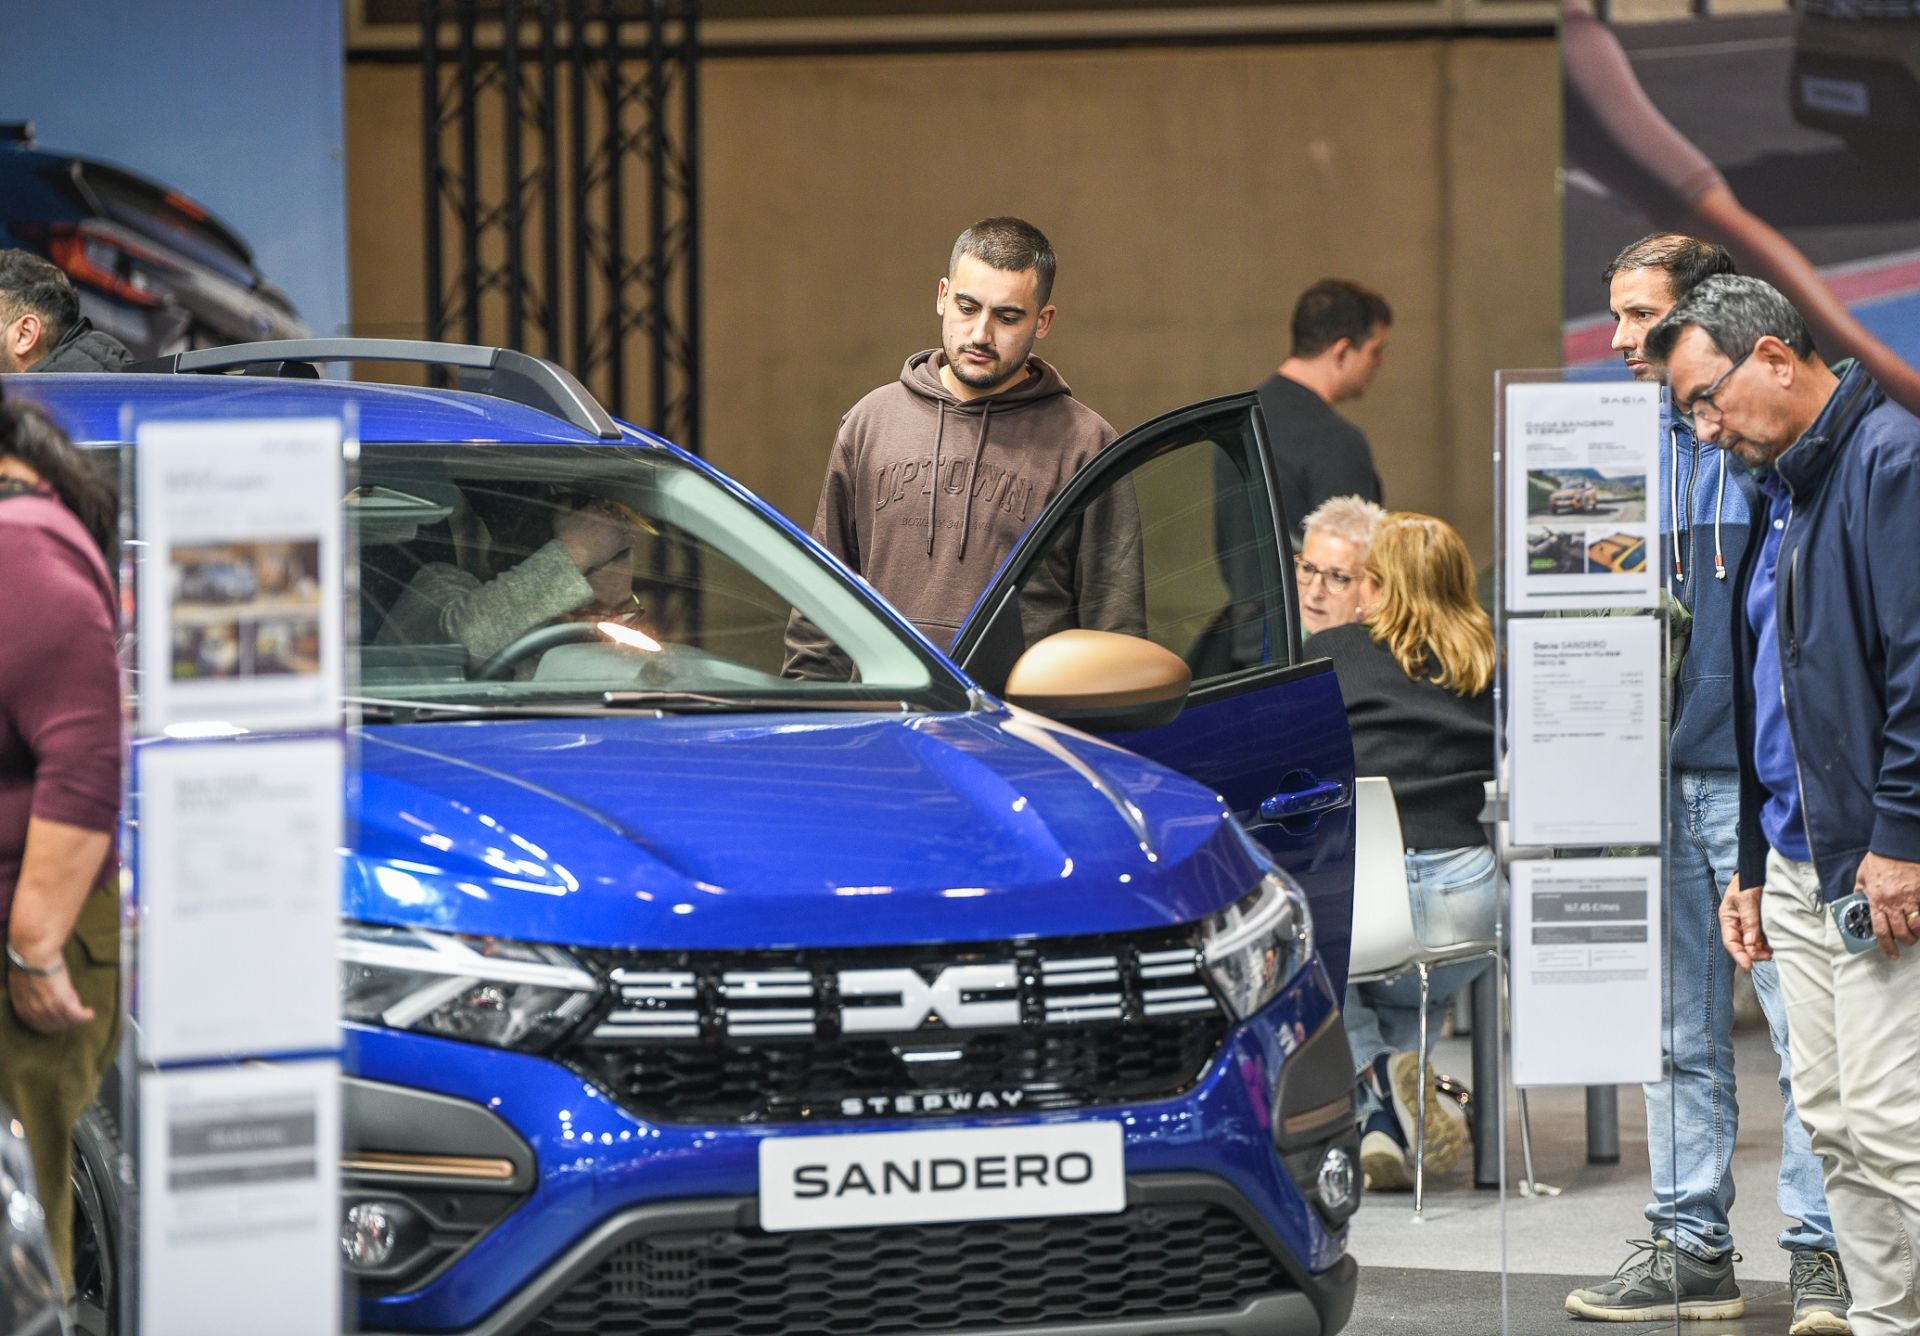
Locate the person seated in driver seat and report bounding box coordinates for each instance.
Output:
[379,487,633,669]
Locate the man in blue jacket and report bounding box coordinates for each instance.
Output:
[1651,274,1920,1336]
[1566,237,1845,1332]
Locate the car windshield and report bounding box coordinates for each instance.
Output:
[351,444,970,715]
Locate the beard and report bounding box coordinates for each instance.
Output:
[944,334,1033,391]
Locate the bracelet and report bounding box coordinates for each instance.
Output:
[5,943,66,977]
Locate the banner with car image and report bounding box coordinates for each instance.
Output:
[134,417,345,733]
[1503,380,1660,612]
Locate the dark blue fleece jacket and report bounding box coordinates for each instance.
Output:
[1732,362,1920,903]
[1661,396,1756,774]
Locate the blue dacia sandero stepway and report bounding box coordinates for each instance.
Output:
[13,340,1360,1336]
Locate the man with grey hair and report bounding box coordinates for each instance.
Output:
[785,218,1140,676]
[1295,495,1384,638]
[1568,237,1847,1334]
[1648,273,1920,1335]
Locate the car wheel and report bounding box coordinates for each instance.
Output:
[71,1102,127,1336]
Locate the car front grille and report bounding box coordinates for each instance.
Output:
[521,1202,1289,1336]
[561,929,1231,1124]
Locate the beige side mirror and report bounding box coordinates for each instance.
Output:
[1003,629,1192,733]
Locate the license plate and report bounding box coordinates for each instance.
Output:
[758,1121,1125,1233]
[1802,75,1870,118]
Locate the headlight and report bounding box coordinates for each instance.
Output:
[1200,870,1313,1019]
[340,922,601,1052]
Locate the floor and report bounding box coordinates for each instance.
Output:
[1343,1004,1816,1335]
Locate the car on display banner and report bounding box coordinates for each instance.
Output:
[1585,531,1647,575]
[0,123,308,358]
[1546,480,1599,514]
[10,341,1360,1336]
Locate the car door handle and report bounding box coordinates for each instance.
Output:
[1259,780,1347,821]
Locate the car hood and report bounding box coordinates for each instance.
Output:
[348,709,1264,949]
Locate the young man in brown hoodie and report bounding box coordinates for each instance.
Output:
[785,217,1142,679]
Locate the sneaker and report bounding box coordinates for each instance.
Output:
[1787,1249,1851,1335]
[1564,1239,1744,1322]
[1359,1107,1411,1192]
[1386,1050,1467,1176]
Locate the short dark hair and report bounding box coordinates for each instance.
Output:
[0,400,118,559]
[950,217,1057,306]
[1601,233,1737,303]
[1290,279,1391,359]
[0,249,78,347]
[1645,274,1816,365]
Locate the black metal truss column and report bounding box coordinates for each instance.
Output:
[421,0,701,457]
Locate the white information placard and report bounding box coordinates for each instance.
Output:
[138,738,341,1063]
[1511,858,1662,1086]
[135,417,344,735]
[139,1061,340,1336]
[1509,616,1661,848]
[1504,381,1660,612]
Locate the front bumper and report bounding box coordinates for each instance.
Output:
[348,965,1353,1334]
[359,1177,1356,1336]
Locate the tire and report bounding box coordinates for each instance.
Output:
[70,1102,128,1336]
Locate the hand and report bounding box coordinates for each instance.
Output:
[1855,851,1920,961]
[586,553,635,609]
[555,501,629,571]
[1719,875,1770,970]
[7,953,94,1035]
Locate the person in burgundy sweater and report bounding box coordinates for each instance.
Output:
[0,394,123,1290]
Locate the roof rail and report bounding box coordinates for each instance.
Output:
[127,339,624,441]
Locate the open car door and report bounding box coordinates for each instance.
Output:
[950,393,1357,994]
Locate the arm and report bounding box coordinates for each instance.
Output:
[401,541,594,663]
[8,817,113,1033]
[1859,456,1920,955]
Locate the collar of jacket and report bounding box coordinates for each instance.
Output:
[1771,359,1879,498]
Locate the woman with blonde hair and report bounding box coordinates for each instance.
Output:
[1307,511,1496,1191]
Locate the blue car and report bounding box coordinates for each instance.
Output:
[13,340,1359,1336]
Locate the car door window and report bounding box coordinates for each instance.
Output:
[959,398,1297,696]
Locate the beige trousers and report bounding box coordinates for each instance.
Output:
[1765,848,1920,1335]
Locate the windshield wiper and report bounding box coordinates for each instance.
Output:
[600,690,923,713]
[349,692,924,722]
[348,695,619,724]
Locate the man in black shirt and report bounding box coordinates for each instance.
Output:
[1257,278,1390,539]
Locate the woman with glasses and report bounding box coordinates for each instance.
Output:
[1307,511,1496,1191]
[1294,494,1385,638]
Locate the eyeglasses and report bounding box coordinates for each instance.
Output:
[1676,348,1753,431]
[1293,555,1355,591]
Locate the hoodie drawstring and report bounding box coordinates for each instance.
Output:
[927,401,948,556]
[957,401,992,562]
[1670,420,1731,587]
[1712,448,1727,580]
[1669,422,1684,584]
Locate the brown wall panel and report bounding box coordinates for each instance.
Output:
[345,31,1560,559]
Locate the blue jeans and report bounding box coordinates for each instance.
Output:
[1646,770,1835,1259]
[1345,845,1497,1119]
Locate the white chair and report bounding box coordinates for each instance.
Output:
[1347,776,1535,1213]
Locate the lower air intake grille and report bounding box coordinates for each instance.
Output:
[522,1202,1289,1336]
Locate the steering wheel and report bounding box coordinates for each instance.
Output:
[472,622,606,681]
